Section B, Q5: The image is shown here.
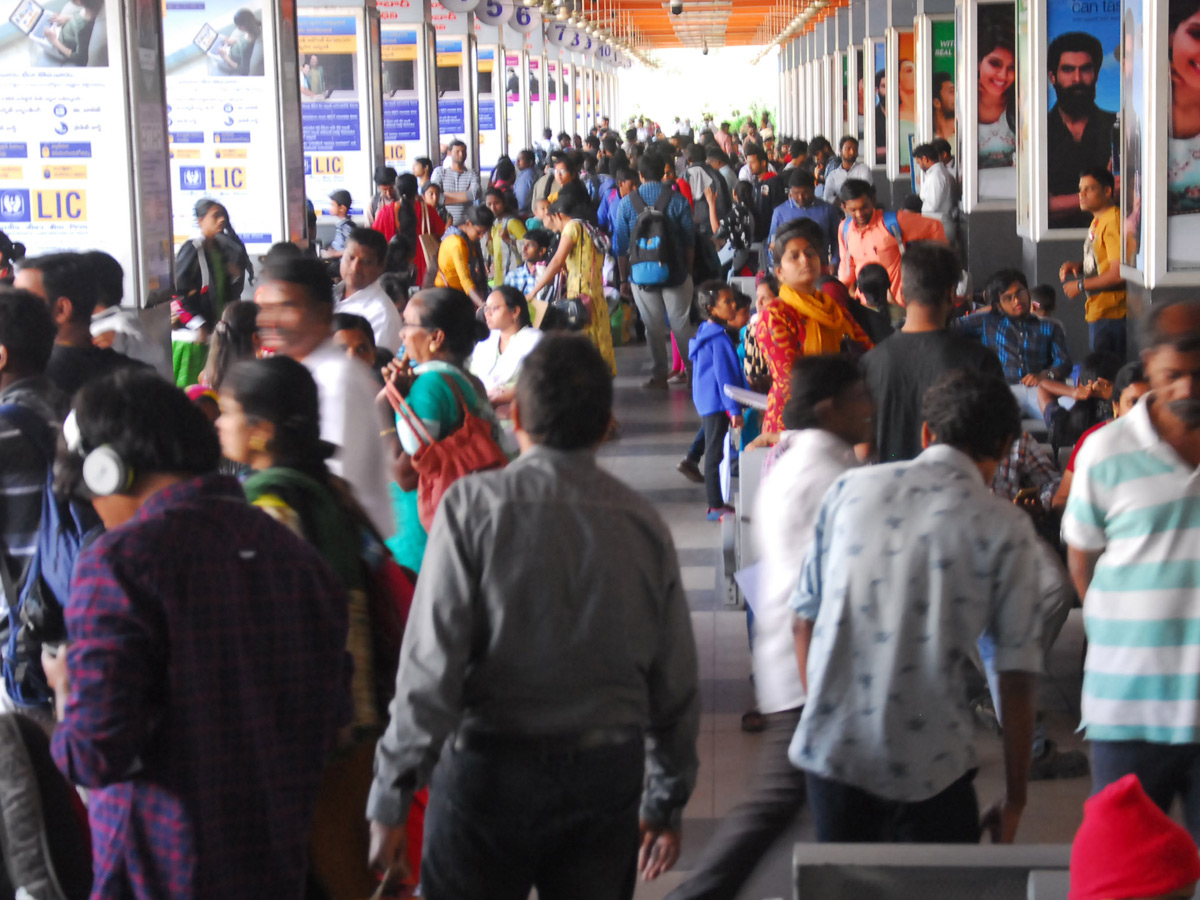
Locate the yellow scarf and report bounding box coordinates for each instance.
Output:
[777,284,860,354]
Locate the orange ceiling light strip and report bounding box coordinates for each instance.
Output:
[604,0,779,48]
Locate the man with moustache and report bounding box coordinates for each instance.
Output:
[1063,298,1200,841]
[1047,33,1117,228]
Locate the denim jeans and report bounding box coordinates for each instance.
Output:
[1090,741,1200,843]
[701,413,729,508]
[632,277,696,381]
[421,735,644,900]
[1089,317,1127,360]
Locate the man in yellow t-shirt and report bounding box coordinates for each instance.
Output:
[1060,167,1127,359]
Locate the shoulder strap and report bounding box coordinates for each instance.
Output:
[653,185,674,213]
[629,190,647,214]
[882,210,904,252]
[841,217,851,247]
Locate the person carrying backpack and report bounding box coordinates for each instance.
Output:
[0,290,99,721]
[614,151,696,390]
[836,178,947,308]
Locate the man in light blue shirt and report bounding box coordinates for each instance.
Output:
[767,168,842,267]
[513,150,535,216]
[791,368,1043,844]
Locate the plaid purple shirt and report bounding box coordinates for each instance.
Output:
[51,475,352,900]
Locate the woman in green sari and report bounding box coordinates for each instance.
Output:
[376,287,501,572]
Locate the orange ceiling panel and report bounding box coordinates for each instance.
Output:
[607,0,781,48]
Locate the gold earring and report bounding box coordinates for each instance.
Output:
[249,435,268,452]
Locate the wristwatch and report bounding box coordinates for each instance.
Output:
[1077,277,1086,294]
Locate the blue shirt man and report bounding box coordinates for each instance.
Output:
[613,172,694,259]
[513,155,535,214]
[767,168,842,267]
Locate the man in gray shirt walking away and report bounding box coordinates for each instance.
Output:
[367,334,701,899]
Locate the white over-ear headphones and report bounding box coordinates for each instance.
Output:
[63,411,135,497]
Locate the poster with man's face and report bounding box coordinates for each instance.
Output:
[931,20,956,151]
[1121,0,1141,269]
[1045,2,1120,229]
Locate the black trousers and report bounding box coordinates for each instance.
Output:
[421,737,644,900]
[806,767,981,843]
[701,413,729,508]
[666,708,805,900]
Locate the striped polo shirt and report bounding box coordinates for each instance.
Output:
[1063,394,1200,744]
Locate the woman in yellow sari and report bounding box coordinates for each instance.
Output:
[525,198,616,376]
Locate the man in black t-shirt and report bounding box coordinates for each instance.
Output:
[14,253,146,399]
[861,242,1003,462]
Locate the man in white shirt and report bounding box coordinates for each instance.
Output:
[914,143,956,240]
[666,356,874,900]
[256,256,395,539]
[334,228,402,354]
[822,136,874,207]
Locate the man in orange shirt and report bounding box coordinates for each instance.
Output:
[836,179,947,308]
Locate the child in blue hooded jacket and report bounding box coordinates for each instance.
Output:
[689,279,747,520]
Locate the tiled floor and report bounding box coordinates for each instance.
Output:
[596,344,1094,900]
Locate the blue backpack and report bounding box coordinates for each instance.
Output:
[628,186,681,287]
[841,209,904,255]
[0,404,101,708]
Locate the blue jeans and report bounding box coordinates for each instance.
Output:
[1091,741,1200,843]
[421,735,644,900]
[1089,317,1127,360]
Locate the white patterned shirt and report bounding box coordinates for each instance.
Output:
[789,444,1044,801]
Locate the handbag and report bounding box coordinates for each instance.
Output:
[415,201,441,289]
[387,373,507,530]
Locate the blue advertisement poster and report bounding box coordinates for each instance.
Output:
[299,12,371,217]
[1045,0,1119,228]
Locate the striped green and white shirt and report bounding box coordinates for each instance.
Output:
[1064,395,1200,744]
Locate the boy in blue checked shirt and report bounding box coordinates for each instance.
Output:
[688,280,746,521]
[953,268,1072,420]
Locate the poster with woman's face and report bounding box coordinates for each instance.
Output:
[1046,0,1120,230]
[1121,0,1142,268]
[978,3,1017,202]
[1167,0,1200,269]
[898,31,915,174]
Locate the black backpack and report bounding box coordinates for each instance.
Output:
[628,186,682,287]
[703,164,733,220]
